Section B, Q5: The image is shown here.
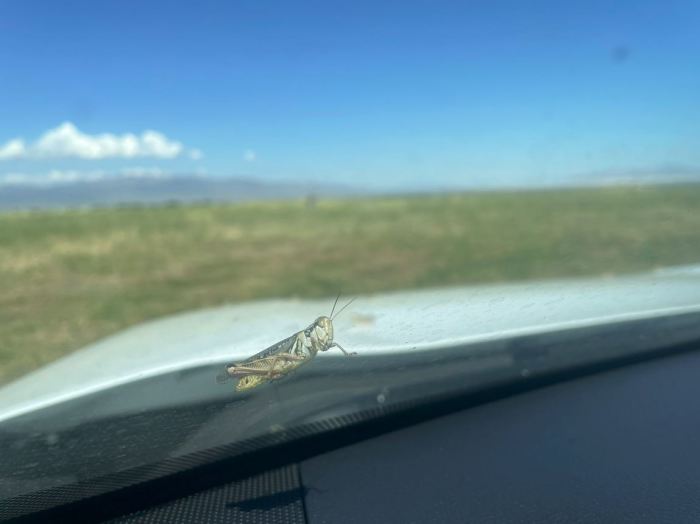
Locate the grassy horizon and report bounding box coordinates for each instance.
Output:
[2,184,700,385]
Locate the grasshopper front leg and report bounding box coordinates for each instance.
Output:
[329,342,357,356]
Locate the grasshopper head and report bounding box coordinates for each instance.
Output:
[314,316,334,349]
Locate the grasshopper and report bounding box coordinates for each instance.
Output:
[218,295,356,392]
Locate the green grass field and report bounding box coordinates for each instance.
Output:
[2,185,700,384]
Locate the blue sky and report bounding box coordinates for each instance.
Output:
[1,0,699,189]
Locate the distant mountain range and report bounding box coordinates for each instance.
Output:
[2,166,699,211]
[574,165,700,187]
[0,175,359,211]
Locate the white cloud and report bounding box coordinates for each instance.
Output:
[46,169,106,183]
[243,149,256,162]
[0,168,172,187]
[0,122,201,160]
[120,166,167,178]
[0,172,34,185]
[0,139,27,160]
[0,170,105,186]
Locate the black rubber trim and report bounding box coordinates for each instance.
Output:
[108,465,306,524]
[295,462,310,524]
[4,312,700,523]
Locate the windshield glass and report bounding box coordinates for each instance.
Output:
[2,0,700,517]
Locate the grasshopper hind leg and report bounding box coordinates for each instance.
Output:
[265,353,308,377]
[216,362,238,383]
[226,353,309,391]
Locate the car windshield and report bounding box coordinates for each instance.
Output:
[1,0,700,518]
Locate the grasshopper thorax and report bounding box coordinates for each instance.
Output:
[311,315,334,350]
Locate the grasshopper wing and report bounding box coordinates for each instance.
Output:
[219,332,307,391]
[242,332,300,362]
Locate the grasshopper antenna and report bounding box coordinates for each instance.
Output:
[329,292,342,319]
[332,296,356,321]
